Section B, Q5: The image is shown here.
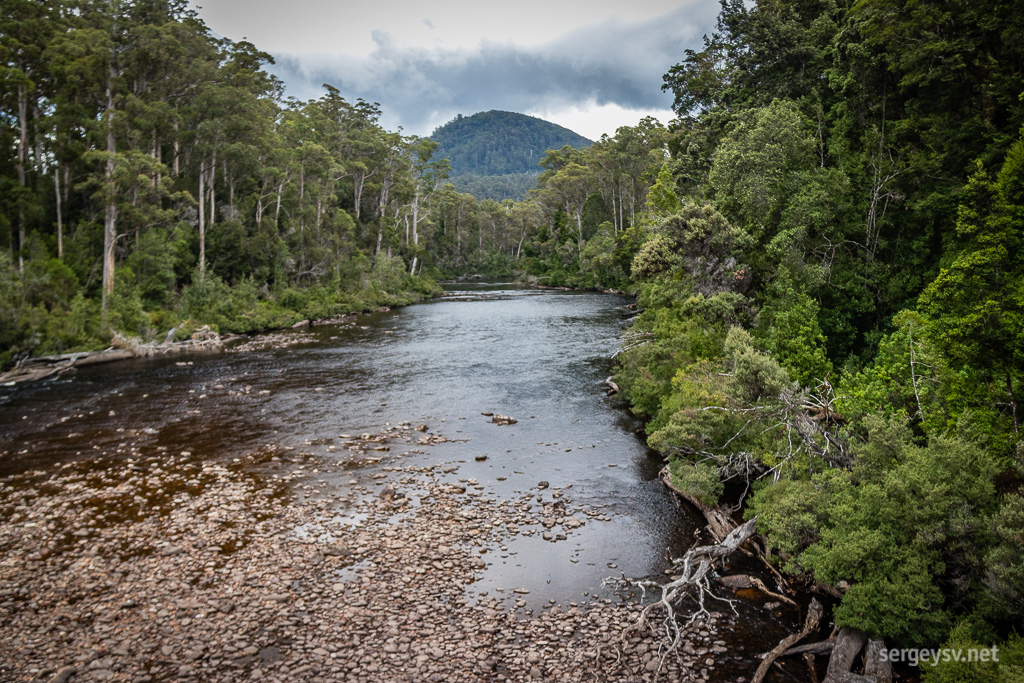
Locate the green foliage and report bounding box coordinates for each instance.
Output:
[449,172,536,201]
[921,626,1024,683]
[668,459,724,507]
[126,229,178,307]
[618,0,1024,662]
[746,477,832,572]
[645,164,682,216]
[795,416,999,643]
[837,310,946,432]
[920,139,1024,452]
[576,226,624,289]
[756,266,833,387]
[707,100,816,241]
[630,234,678,282]
[984,494,1024,620]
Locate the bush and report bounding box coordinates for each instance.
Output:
[921,626,1024,683]
[669,459,724,507]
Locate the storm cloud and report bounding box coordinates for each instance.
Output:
[265,3,719,138]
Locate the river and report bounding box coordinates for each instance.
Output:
[0,282,799,681]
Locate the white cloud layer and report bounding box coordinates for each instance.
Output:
[198,0,719,139]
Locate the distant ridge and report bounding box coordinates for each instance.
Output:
[430,110,592,201]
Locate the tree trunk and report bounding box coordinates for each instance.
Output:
[298,163,304,233]
[101,63,118,311]
[353,171,364,220]
[660,465,738,542]
[862,639,892,683]
[822,628,868,683]
[54,167,63,260]
[173,121,180,176]
[198,161,206,280]
[16,85,28,272]
[409,184,420,275]
[275,178,285,227]
[208,149,216,228]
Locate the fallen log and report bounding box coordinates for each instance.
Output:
[715,574,798,606]
[750,575,799,607]
[604,376,620,395]
[752,598,824,683]
[0,327,223,385]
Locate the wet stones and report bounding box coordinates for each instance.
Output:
[0,441,719,683]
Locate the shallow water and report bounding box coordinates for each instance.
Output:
[0,282,801,680]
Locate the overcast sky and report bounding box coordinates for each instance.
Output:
[196,1,720,140]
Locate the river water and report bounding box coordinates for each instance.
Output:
[0,282,799,680]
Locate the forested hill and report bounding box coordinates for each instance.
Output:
[430,111,592,200]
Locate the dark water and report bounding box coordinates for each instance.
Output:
[0,282,800,679]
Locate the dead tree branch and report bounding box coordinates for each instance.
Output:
[752,598,823,683]
[605,518,759,675]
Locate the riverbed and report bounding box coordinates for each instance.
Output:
[0,283,800,682]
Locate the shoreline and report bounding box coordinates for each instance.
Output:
[0,304,406,387]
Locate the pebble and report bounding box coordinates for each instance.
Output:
[0,430,719,683]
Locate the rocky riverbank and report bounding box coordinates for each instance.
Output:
[0,440,732,682]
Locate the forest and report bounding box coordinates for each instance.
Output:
[2,0,1023,678]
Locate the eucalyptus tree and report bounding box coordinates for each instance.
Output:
[401,137,449,275]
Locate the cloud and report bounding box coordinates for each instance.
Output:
[265,2,718,138]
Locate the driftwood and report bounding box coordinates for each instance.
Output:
[752,598,823,683]
[0,326,223,385]
[655,465,893,683]
[604,376,620,395]
[608,518,759,674]
[768,626,890,683]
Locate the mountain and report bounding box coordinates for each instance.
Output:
[429,111,592,201]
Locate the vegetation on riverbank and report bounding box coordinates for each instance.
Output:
[610,1,1024,678]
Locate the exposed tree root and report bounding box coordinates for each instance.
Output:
[606,518,759,677]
